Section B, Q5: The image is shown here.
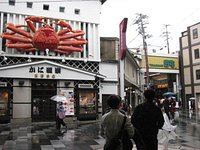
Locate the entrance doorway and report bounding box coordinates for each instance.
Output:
[32,80,57,122]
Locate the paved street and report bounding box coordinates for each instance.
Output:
[0,110,200,150]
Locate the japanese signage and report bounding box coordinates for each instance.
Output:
[29,66,61,79]
[141,56,179,70]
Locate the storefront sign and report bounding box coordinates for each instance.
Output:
[0,60,97,80]
[141,56,179,70]
[29,66,61,79]
[149,60,175,68]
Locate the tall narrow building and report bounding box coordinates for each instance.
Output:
[179,22,200,111]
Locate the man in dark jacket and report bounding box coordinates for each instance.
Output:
[131,89,164,150]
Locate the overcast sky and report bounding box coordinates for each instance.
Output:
[99,0,200,54]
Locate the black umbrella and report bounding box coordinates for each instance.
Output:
[162,92,176,97]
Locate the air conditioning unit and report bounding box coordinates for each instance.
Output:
[0,82,7,87]
[78,84,93,89]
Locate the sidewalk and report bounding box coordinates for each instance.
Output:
[0,118,198,150]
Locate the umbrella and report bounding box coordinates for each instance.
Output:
[50,95,67,102]
[162,92,176,97]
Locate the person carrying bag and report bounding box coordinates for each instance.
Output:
[101,95,134,150]
[104,116,129,150]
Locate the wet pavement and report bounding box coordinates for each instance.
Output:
[0,110,200,150]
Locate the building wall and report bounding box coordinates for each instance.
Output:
[100,37,119,61]
[0,0,101,23]
[0,1,101,61]
[12,79,32,123]
[180,22,200,110]
[184,67,191,85]
[182,48,190,66]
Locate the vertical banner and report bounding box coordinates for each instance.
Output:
[119,18,128,99]
[119,18,128,60]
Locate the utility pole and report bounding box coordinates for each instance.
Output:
[133,13,150,88]
[162,24,170,54]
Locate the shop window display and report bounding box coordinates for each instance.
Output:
[79,92,96,114]
[0,90,9,123]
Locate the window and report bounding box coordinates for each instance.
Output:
[196,69,200,80]
[192,28,198,39]
[194,48,200,59]
[79,91,96,114]
[74,9,80,15]
[43,4,49,10]
[27,2,33,8]
[9,0,15,6]
[59,7,65,13]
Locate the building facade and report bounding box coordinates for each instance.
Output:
[100,37,141,115]
[179,22,200,111]
[140,53,180,100]
[0,0,107,124]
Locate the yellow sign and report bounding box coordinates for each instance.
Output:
[141,56,179,69]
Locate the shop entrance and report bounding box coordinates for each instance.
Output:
[32,80,57,122]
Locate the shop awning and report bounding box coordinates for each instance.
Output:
[0,60,105,80]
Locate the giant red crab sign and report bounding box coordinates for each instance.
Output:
[0,16,87,55]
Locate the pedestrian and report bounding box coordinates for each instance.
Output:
[131,89,164,150]
[169,97,176,121]
[163,97,171,120]
[158,107,178,150]
[56,102,67,130]
[101,94,134,150]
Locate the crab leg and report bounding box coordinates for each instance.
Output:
[57,29,71,36]
[17,48,37,52]
[59,38,87,45]
[58,45,83,52]
[6,43,33,49]
[6,23,33,39]
[54,50,73,55]
[59,31,85,40]
[1,34,32,43]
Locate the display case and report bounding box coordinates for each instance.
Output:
[0,89,10,123]
[78,90,97,120]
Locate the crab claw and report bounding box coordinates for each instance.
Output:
[53,20,72,31]
[25,16,45,24]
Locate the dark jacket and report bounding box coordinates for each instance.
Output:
[131,101,164,136]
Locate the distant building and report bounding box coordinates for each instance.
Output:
[140,53,180,99]
[179,22,200,111]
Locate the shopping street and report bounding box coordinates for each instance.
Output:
[0,110,200,150]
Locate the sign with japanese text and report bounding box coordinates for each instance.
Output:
[141,56,179,70]
[29,66,61,79]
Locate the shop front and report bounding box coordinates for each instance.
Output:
[0,60,104,124]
